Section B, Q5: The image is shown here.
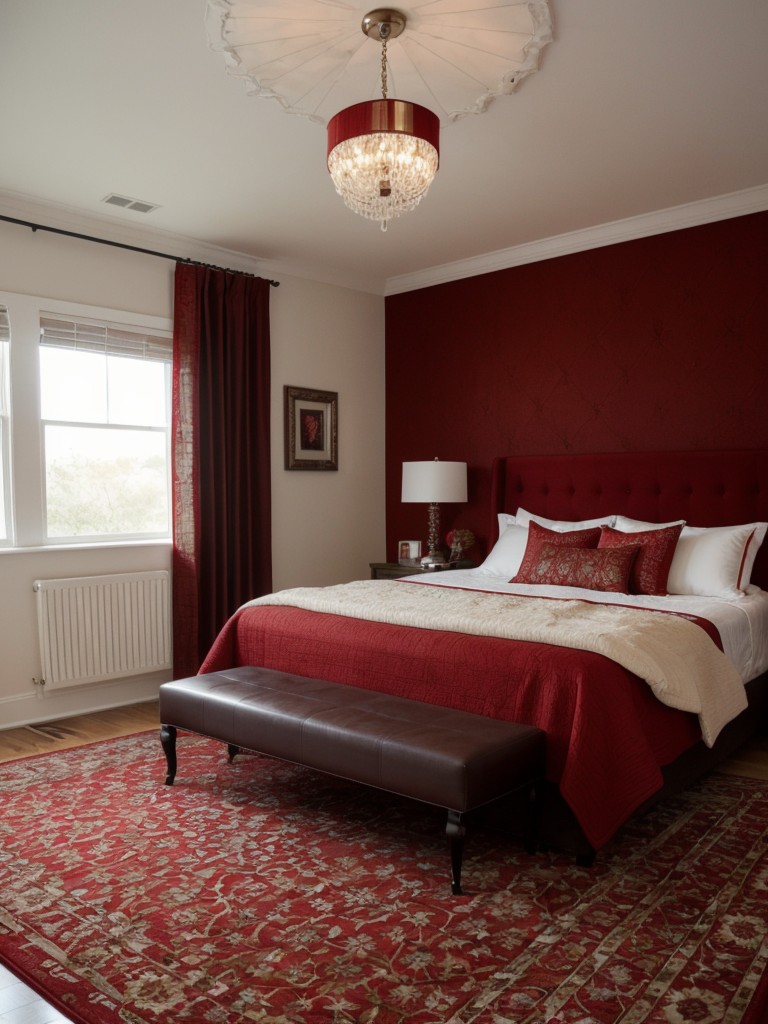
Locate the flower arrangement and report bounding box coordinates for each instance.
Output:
[445,528,475,562]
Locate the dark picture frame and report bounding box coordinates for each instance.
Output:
[284,385,338,471]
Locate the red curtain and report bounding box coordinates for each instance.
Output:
[172,264,272,678]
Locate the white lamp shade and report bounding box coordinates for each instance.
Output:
[401,460,467,503]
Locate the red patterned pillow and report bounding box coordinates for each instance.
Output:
[511,543,639,592]
[599,523,683,596]
[511,521,602,584]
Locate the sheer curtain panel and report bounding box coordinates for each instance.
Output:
[172,264,272,678]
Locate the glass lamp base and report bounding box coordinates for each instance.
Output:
[421,551,446,566]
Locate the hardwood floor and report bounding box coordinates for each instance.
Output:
[0,701,160,764]
[716,730,768,780]
[0,701,765,1023]
[0,963,71,1024]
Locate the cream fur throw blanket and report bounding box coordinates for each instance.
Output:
[246,580,747,746]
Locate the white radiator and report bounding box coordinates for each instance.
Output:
[33,571,171,690]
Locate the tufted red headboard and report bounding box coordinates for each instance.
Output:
[490,449,768,591]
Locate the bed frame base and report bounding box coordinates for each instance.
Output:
[489,449,768,857]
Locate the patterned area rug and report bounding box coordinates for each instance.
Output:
[0,732,766,1024]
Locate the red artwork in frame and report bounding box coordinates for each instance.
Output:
[284,385,338,470]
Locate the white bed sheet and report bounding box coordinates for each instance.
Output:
[401,568,768,684]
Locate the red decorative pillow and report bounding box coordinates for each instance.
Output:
[524,521,603,548]
[511,543,639,592]
[511,521,602,584]
[598,523,684,596]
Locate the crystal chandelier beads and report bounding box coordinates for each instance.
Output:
[326,98,440,231]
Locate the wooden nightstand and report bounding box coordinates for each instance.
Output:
[369,560,474,580]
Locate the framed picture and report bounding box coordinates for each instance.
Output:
[284,385,338,471]
[398,540,422,566]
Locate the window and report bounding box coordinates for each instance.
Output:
[0,306,10,544]
[39,315,172,541]
[0,292,173,549]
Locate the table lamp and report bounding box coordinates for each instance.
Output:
[401,458,468,565]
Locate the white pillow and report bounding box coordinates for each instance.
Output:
[481,523,529,577]
[667,522,768,599]
[515,507,615,531]
[498,512,516,537]
[613,515,686,532]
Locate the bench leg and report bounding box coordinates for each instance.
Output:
[227,743,240,762]
[446,809,466,896]
[160,725,177,785]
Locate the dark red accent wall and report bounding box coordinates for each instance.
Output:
[385,212,768,560]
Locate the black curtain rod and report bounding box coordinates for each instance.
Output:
[0,214,279,286]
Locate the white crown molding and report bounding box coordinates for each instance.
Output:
[0,189,271,276]
[384,185,768,296]
[4,185,766,299]
[0,189,386,295]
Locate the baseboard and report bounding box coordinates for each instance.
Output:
[0,673,168,730]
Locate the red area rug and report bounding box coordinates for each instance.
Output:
[1,732,766,1024]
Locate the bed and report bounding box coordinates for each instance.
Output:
[200,449,768,858]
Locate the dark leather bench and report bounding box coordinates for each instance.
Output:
[159,666,545,894]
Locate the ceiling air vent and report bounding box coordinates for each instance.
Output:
[102,193,160,214]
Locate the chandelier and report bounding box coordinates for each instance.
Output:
[206,1,554,228]
[326,10,439,232]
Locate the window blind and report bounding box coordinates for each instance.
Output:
[0,305,9,417]
[40,314,172,362]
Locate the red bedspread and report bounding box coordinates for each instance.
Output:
[200,602,704,850]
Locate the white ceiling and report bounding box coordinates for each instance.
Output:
[1,0,767,295]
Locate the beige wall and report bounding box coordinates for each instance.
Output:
[0,219,385,728]
[270,277,386,590]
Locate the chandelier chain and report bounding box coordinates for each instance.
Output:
[380,36,388,99]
